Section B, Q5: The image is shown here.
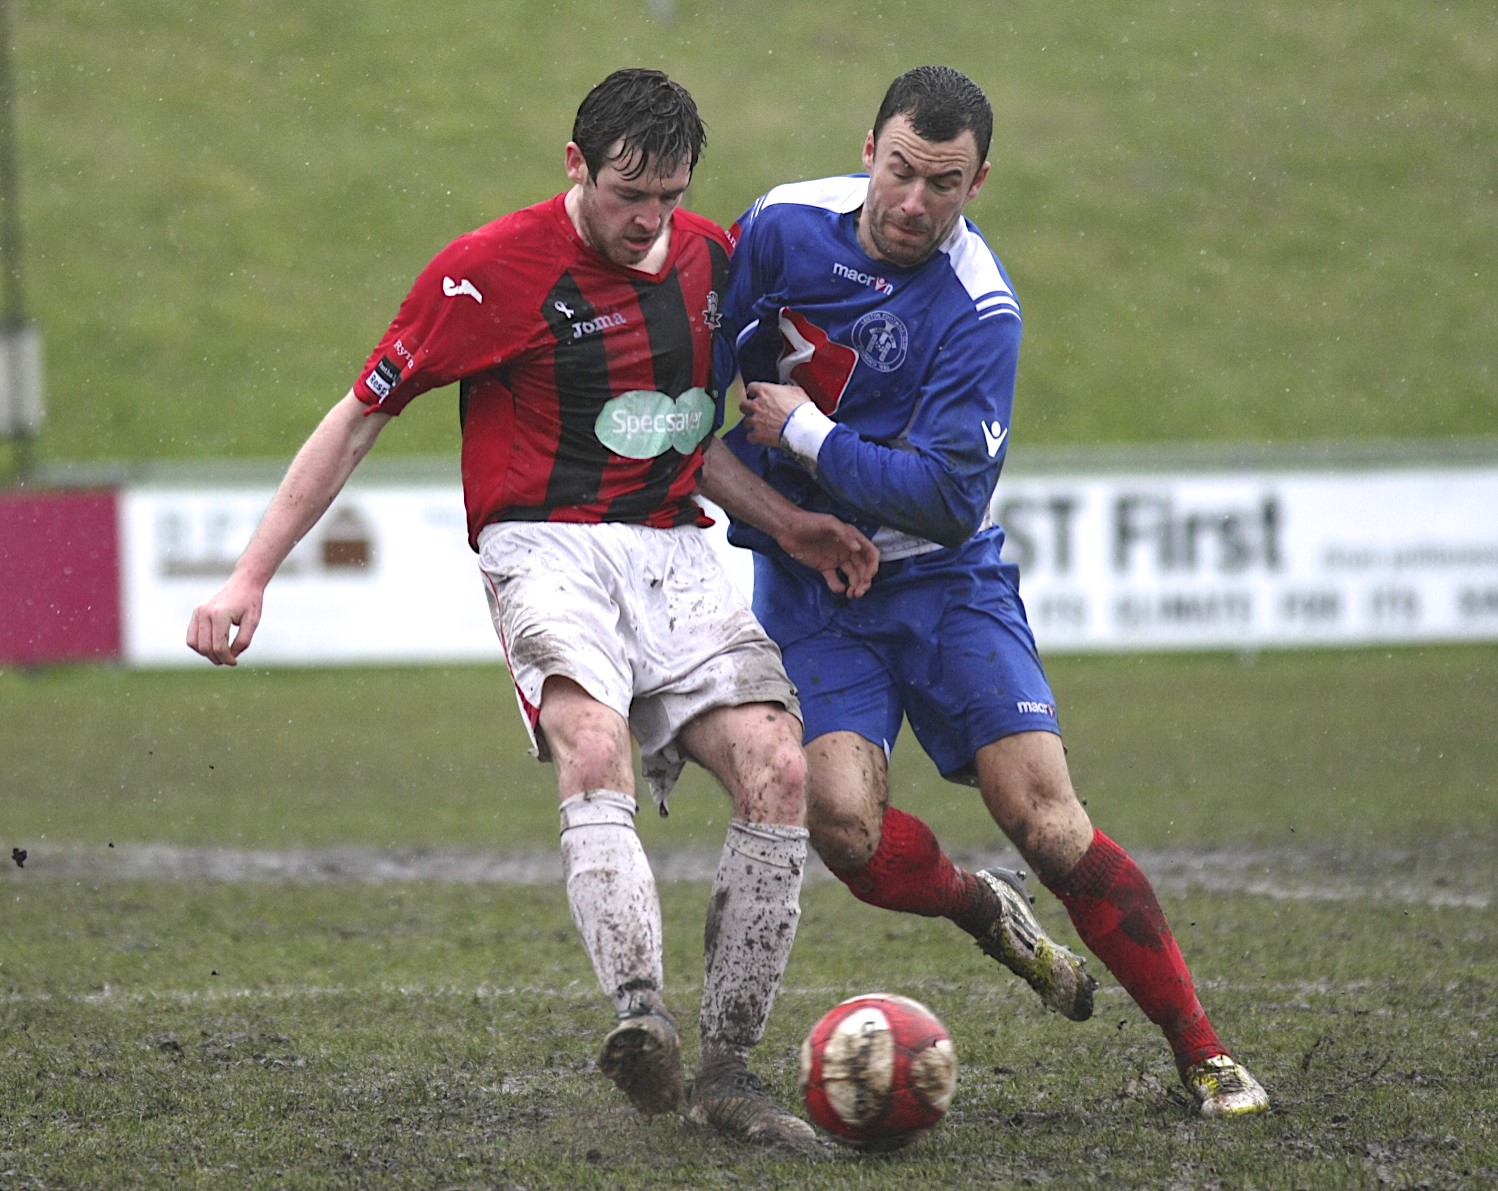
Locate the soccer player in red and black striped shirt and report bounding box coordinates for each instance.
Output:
[187,68,875,1150]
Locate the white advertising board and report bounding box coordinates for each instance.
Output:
[120,485,752,668]
[122,467,1498,666]
[994,468,1498,651]
[122,484,493,666]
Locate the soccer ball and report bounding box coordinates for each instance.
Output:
[798,993,958,1150]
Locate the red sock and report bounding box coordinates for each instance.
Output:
[828,807,988,930]
[1047,830,1223,1072]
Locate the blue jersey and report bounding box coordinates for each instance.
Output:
[715,174,1022,566]
[716,176,1056,766]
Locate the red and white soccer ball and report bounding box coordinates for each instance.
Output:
[798,993,958,1150]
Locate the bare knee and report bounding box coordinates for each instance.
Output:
[742,728,808,826]
[977,733,1094,883]
[807,794,881,872]
[538,678,634,797]
[804,731,887,872]
[559,721,631,789]
[1004,798,1092,884]
[683,704,807,827]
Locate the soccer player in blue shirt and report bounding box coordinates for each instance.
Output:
[704,65,1268,1117]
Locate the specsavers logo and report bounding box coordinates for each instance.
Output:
[595,387,715,459]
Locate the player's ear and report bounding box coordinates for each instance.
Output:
[862,131,876,172]
[967,160,991,203]
[564,142,590,188]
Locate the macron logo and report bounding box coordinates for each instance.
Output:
[831,261,893,295]
[982,420,1008,458]
[442,276,483,304]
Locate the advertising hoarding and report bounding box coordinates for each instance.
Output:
[117,467,1498,666]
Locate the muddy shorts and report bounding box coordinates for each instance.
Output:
[478,520,799,811]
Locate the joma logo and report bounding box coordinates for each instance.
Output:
[573,312,627,339]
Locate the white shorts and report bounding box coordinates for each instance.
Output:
[477,520,799,811]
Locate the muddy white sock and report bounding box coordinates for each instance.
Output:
[559,789,667,1020]
[699,818,809,1067]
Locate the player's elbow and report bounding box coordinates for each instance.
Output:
[929,519,978,550]
[924,492,991,549]
[893,508,974,550]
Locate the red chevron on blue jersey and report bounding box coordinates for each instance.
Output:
[777,307,858,414]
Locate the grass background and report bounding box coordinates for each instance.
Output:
[2,1,1497,1187]
[3,646,1496,855]
[3,0,1496,474]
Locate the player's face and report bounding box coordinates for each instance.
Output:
[858,115,990,269]
[565,141,691,269]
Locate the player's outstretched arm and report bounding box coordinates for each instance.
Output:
[186,391,390,666]
[699,437,879,597]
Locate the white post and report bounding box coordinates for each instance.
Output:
[0,319,41,436]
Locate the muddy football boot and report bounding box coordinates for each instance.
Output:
[687,1056,820,1152]
[598,1010,684,1116]
[1183,1054,1270,1117]
[975,867,1097,1022]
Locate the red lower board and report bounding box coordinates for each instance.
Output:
[0,488,122,665]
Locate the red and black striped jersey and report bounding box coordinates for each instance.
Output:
[353,193,731,549]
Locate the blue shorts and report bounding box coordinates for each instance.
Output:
[769,532,1060,786]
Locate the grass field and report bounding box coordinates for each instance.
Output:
[3,876,1493,1188]
[5,646,1497,853]
[3,650,1495,1187]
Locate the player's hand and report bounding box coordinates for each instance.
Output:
[186,573,265,666]
[778,512,880,598]
[740,381,812,448]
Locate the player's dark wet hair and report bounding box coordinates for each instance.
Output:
[572,68,707,182]
[873,65,993,164]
